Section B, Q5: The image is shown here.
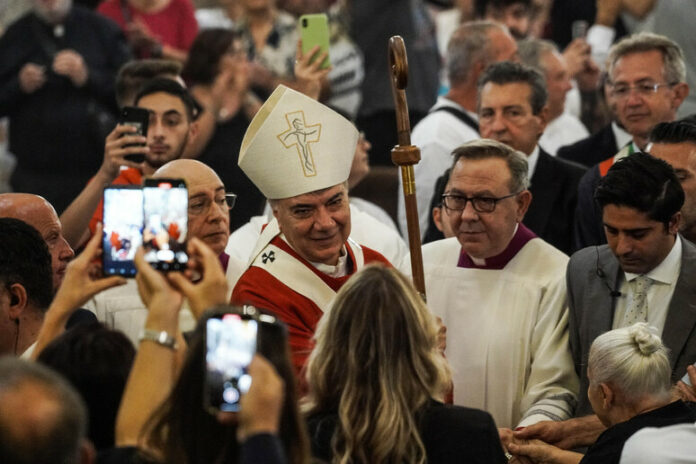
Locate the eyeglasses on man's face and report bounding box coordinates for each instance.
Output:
[188,192,237,216]
[610,81,676,99]
[441,191,521,213]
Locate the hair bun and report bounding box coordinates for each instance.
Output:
[629,322,662,355]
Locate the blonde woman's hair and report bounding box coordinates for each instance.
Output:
[304,264,450,464]
[588,323,672,404]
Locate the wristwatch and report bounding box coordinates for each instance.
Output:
[139,329,177,350]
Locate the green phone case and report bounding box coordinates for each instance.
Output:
[299,14,331,69]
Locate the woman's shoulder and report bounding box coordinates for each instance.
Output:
[419,400,498,433]
[419,400,507,464]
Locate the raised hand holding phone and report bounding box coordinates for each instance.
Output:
[142,178,189,271]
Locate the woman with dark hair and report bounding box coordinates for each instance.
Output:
[182,28,266,232]
[304,264,507,464]
[139,307,309,464]
[103,238,310,463]
[37,322,135,451]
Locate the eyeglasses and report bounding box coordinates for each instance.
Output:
[188,192,237,216]
[610,82,676,99]
[441,191,520,213]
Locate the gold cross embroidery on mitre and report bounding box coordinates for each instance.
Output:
[277,110,322,177]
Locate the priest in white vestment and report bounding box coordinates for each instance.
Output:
[404,139,578,430]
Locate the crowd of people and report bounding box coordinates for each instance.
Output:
[2,0,696,463]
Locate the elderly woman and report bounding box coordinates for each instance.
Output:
[304,264,507,463]
[508,323,696,464]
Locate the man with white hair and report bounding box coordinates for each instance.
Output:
[232,85,390,372]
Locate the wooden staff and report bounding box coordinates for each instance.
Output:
[388,35,426,299]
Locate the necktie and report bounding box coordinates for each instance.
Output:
[623,275,653,326]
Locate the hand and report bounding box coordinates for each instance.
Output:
[575,58,600,92]
[675,365,696,401]
[247,60,277,92]
[562,38,591,78]
[168,237,229,320]
[97,124,148,182]
[125,17,159,49]
[233,355,285,441]
[18,63,46,94]
[294,40,331,100]
[51,222,127,313]
[514,416,603,450]
[134,247,184,322]
[52,50,88,87]
[498,429,534,464]
[508,439,574,464]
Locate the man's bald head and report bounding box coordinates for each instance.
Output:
[154,160,231,255]
[0,194,74,291]
[0,357,92,464]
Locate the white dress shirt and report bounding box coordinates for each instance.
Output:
[612,236,682,332]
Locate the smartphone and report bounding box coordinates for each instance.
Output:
[119,106,149,163]
[204,313,258,413]
[142,178,188,271]
[299,13,331,70]
[102,185,144,277]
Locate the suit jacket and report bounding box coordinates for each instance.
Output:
[524,148,587,255]
[557,124,618,168]
[567,239,696,416]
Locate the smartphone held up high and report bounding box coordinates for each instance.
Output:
[205,313,258,413]
[143,178,189,271]
[299,13,331,69]
[119,106,149,163]
[102,185,144,277]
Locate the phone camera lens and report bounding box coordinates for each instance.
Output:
[302,18,307,27]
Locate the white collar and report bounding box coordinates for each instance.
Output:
[612,121,633,149]
[624,235,682,285]
[527,145,540,179]
[311,246,348,278]
[20,341,37,360]
[279,233,349,277]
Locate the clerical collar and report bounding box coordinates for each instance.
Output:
[457,223,537,270]
[311,248,348,278]
[279,233,348,277]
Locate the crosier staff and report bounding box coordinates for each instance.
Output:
[389,35,425,299]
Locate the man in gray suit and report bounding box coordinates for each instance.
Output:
[514,151,696,450]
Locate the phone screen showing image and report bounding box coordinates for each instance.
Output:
[102,186,144,277]
[143,178,188,271]
[205,314,258,413]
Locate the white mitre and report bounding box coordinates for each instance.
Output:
[238,85,359,200]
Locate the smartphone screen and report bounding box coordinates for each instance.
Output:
[102,186,143,277]
[205,314,258,412]
[300,13,331,69]
[142,178,188,271]
[119,106,149,163]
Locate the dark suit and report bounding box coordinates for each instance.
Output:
[524,148,587,255]
[558,124,618,168]
[567,240,696,416]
